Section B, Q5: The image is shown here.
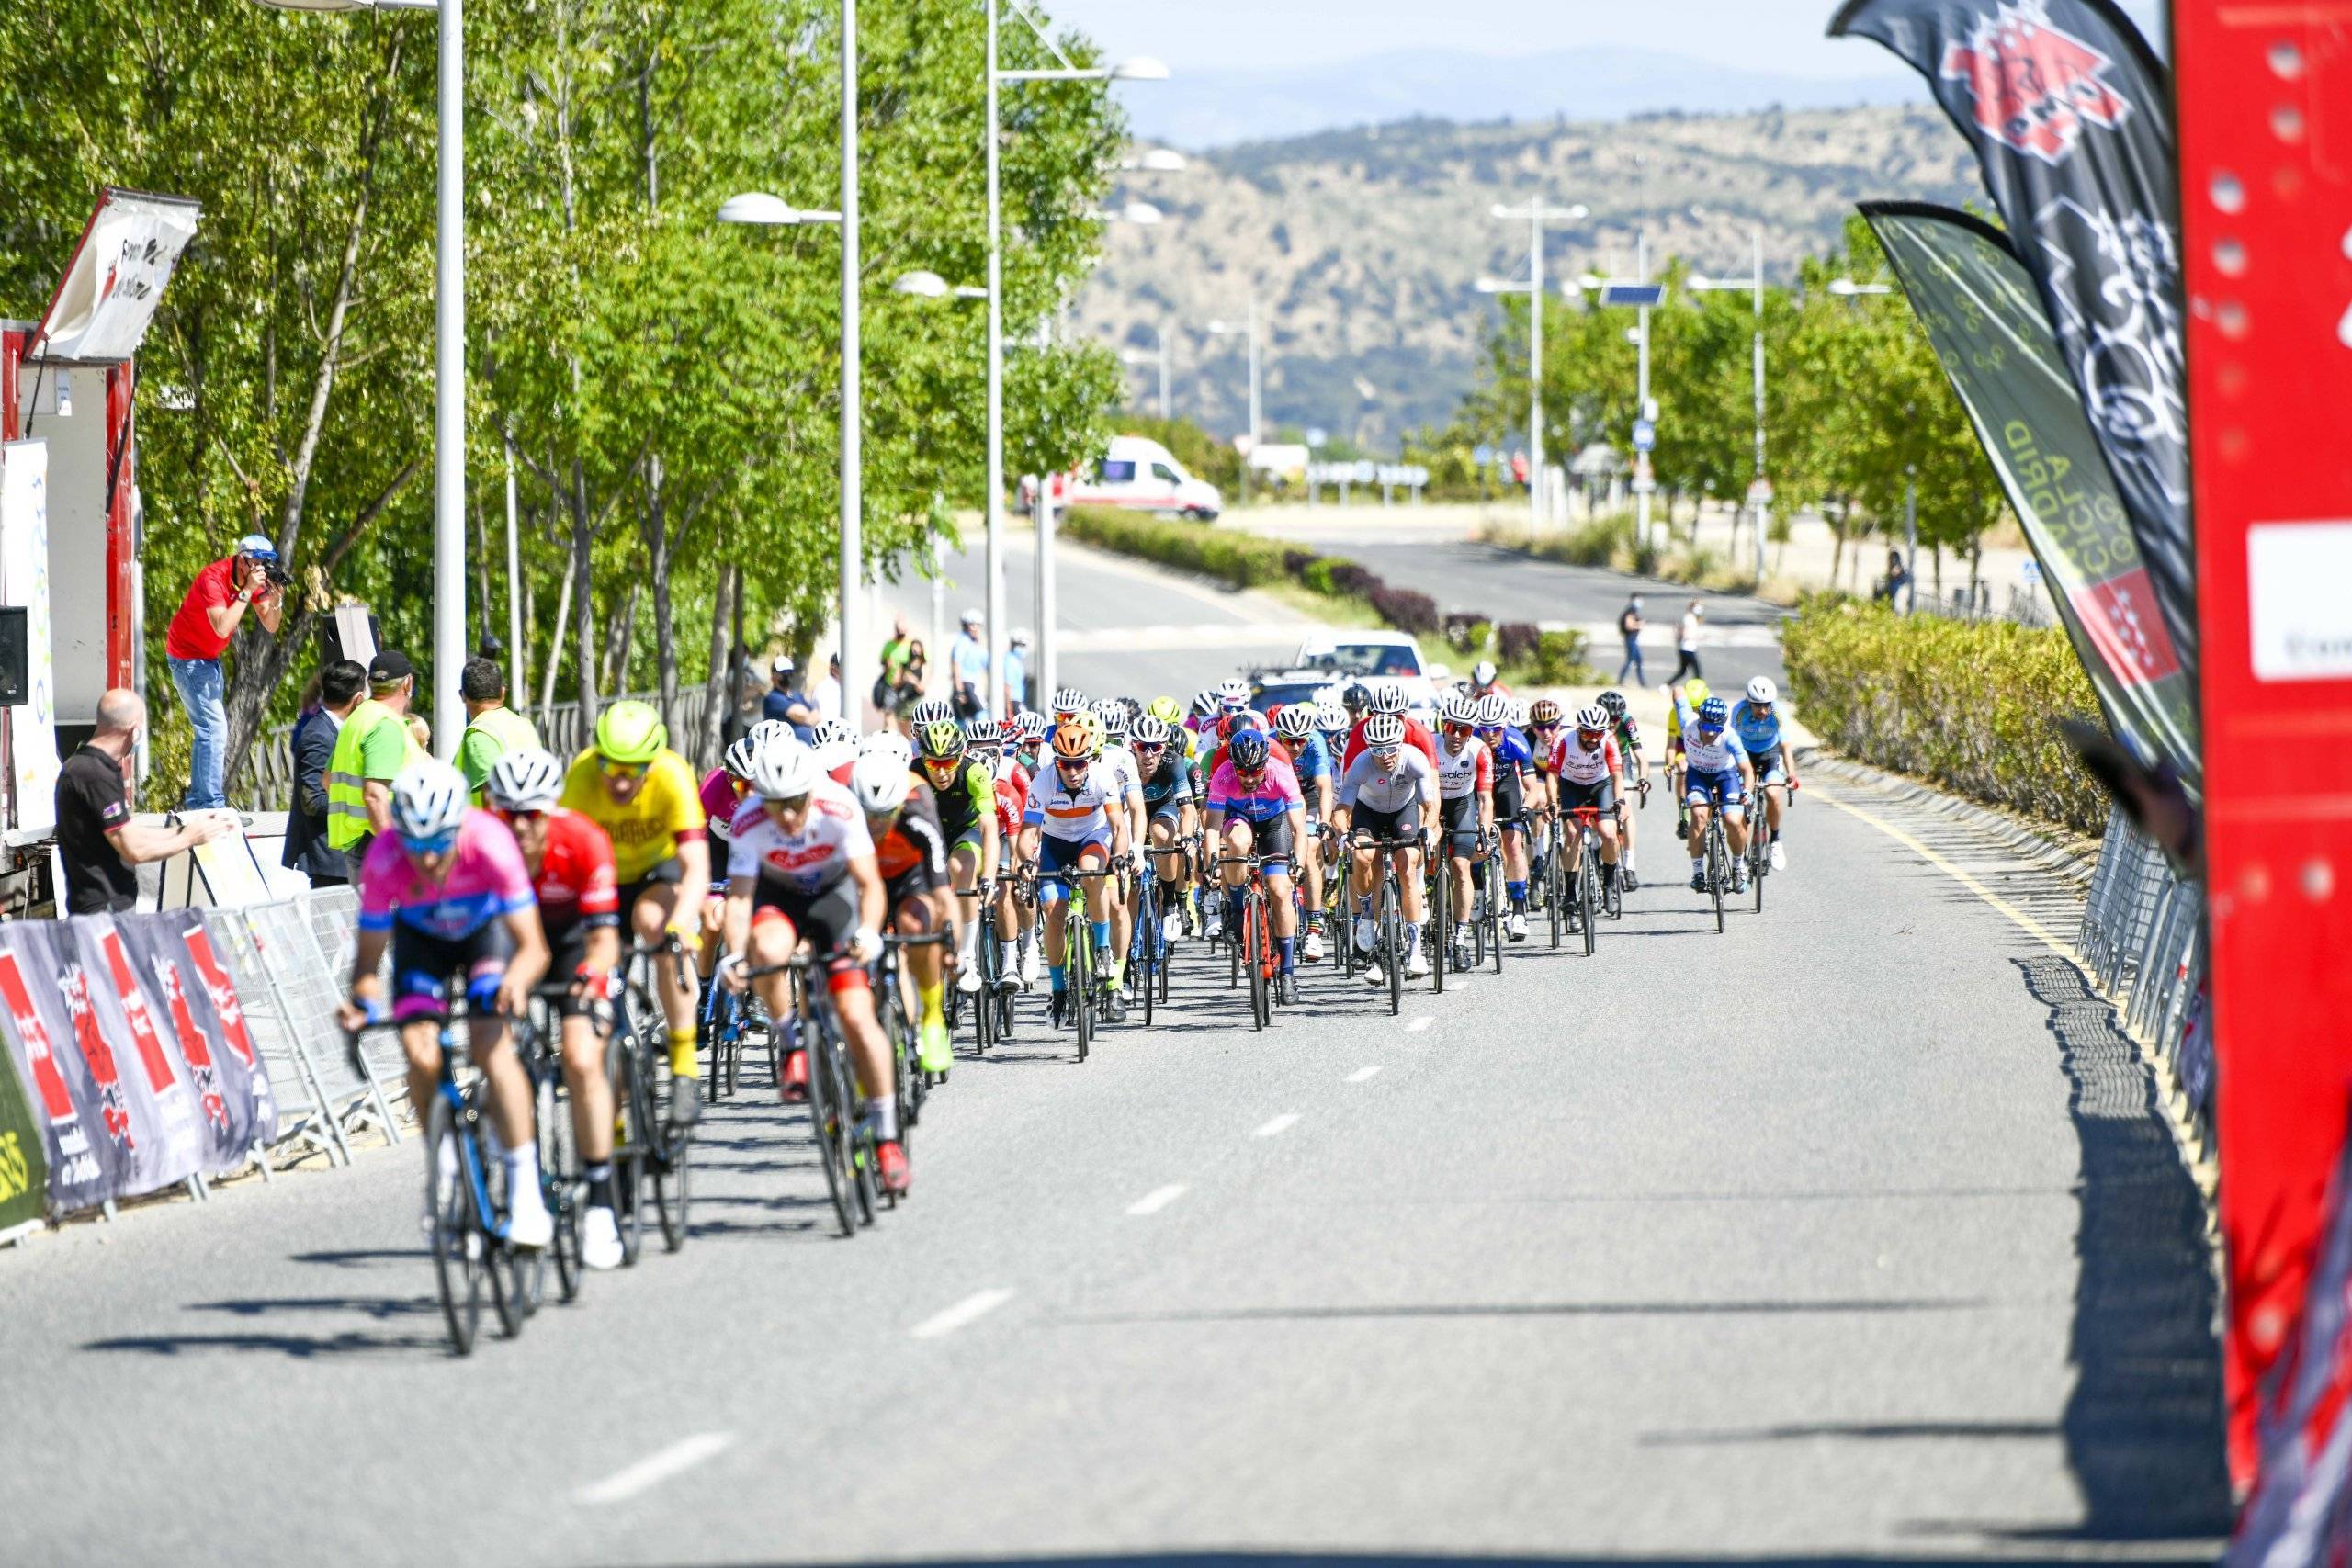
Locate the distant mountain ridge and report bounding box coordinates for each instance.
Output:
[1115,45,1926,152]
[1077,102,1984,452]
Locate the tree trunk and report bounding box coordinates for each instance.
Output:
[1829,523,1846,587]
[641,453,681,736]
[570,460,599,721]
[605,580,640,694]
[539,546,574,719]
[699,562,738,768]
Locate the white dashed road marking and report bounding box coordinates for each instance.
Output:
[1253,1114,1301,1138]
[1127,1184,1188,1215]
[1347,1066,1384,1082]
[1405,1016,1433,1033]
[911,1288,1017,1340]
[577,1433,736,1506]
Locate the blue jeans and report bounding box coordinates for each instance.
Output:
[169,655,228,809]
[1617,635,1645,684]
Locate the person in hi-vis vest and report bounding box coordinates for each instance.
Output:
[325,649,428,882]
[457,657,542,804]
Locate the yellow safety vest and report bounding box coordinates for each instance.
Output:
[325,700,425,851]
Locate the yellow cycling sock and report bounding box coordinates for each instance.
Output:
[919,979,944,1028]
[669,1028,699,1080]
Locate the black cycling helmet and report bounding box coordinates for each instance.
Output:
[1597,689,1628,720]
[1342,682,1372,714]
[1228,728,1272,771]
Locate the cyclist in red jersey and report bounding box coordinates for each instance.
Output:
[485,748,628,1270]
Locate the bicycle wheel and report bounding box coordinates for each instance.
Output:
[1431,857,1449,995]
[1486,857,1504,974]
[1245,895,1269,1031]
[606,1029,647,1269]
[1579,845,1599,958]
[424,1097,482,1356]
[652,1109,690,1255]
[1071,903,1093,1064]
[484,1137,531,1341]
[1382,873,1404,1016]
[1752,825,1768,914]
[1546,830,1565,949]
[538,1066,581,1305]
[1138,887,1159,1028]
[842,1046,878,1227]
[806,1016,858,1239]
[1710,824,1727,934]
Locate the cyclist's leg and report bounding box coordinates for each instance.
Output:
[1216,818,1257,942]
[390,927,460,1116]
[1261,816,1298,969]
[1723,780,1752,856]
[628,865,701,1088]
[947,839,981,989]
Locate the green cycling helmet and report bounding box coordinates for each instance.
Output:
[916,718,966,761]
[1148,695,1182,726]
[594,699,667,764]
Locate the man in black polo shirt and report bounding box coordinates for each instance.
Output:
[56,689,231,915]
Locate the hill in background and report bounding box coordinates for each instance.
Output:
[1076,103,1984,453]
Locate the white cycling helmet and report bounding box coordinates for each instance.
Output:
[813,716,857,749]
[1315,702,1349,732]
[1440,693,1478,726]
[1216,677,1250,709]
[849,750,913,816]
[484,747,565,813]
[390,760,469,846]
[859,728,915,768]
[749,736,820,800]
[1131,714,1172,747]
[1014,709,1050,742]
[1747,676,1780,705]
[1575,704,1610,732]
[909,698,953,728]
[1092,698,1130,739]
[1273,704,1315,739]
[1506,698,1531,728]
[1471,660,1499,688]
[1363,714,1406,748]
[1476,694,1510,728]
[1051,685,1089,716]
[1372,682,1408,716]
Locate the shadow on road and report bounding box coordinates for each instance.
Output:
[636,1551,2198,1568]
[2013,954,2231,1542]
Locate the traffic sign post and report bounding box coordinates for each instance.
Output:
[1633,418,1656,454]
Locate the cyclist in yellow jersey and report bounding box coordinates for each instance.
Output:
[560,700,710,1125]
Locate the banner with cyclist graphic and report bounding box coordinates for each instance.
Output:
[0,912,277,1216]
[1832,0,2195,704]
[1865,201,2199,785]
[0,988,46,1232]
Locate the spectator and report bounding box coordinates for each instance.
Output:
[763,655,817,742]
[57,689,229,915]
[1881,548,1912,609]
[325,649,426,881]
[1616,595,1645,683]
[456,656,541,803]
[878,615,916,716]
[813,651,843,724]
[948,608,988,719]
[1671,600,1705,683]
[164,533,286,810]
[1005,627,1032,715]
[283,659,366,886]
[891,640,928,732]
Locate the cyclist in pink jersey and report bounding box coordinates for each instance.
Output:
[1202,726,1308,1005]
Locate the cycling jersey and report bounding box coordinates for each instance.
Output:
[1204,737,1294,782]
[1340,716,1441,773]
[1140,749,1201,812]
[871,784,949,895]
[1335,745,1438,814]
[1023,761,1124,844]
[991,764,1028,843]
[1434,737,1493,802]
[527,808,621,933]
[1730,699,1783,762]
[728,780,873,896]
[1204,756,1305,824]
[1289,731,1333,794]
[922,757,998,847]
[560,748,707,884]
[1613,716,1645,757]
[1671,690,1749,774]
[1099,741,1147,805]
[358,809,536,941]
[1481,727,1532,778]
[699,768,746,844]
[1548,732,1623,787]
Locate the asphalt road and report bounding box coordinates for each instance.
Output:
[0,544,2226,1563]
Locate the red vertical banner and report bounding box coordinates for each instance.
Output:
[2176,1,2352,1492]
[104,362,133,689]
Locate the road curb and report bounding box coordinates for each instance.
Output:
[1792,746,2101,890]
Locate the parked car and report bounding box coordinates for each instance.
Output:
[1021,434,1223,522]
[1288,631,1445,720]
[1247,669,1347,716]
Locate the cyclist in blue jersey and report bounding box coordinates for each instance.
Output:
[1272,704,1334,961]
[1672,692,1755,895]
[1475,694,1536,941]
[1731,676,1797,870]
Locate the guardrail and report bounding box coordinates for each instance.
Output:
[2076,805,2211,1151]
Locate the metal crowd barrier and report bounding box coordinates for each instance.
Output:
[2076,805,2210,1148]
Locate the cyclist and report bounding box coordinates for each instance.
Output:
[1010,709,1048,775]
[1548,704,1625,922]
[338,761,555,1247]
[1332,713,1439,980]
[719,734,908,1197]
[1466,659,1510,702]
[1186,689,1220,742]
[967,719,1035,994]
[697,722,788,986]
[811,716,859,785]
[848,749,955,1077]
[1203,726,1309,1006]
[1674,691,1755,894]
[1474,694,1535,941]
[560,700,708,1126]
[1146,696,1192,761]
[1019,719,1134,1029]
[912,718,1000,1015]
[1132,713,1203,948]
[1340,682,1440,771]
[1272,704,1334,960]
[1661,676,1711,838]
[1433,694,1496,971]
[483,748,627,1269]
[1732,676,1796,870]
[1595,690,1647,890]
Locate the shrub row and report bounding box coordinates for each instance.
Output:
[1781,596,2107,834]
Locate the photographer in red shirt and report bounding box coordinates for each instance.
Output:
[165,533,285,809]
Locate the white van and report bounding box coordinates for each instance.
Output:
[1023,434,1223,522]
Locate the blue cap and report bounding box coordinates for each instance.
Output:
[237,534,277,560]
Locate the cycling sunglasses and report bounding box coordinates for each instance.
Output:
[1577,728,1606,745]
[1530,720,1560,733]
[763,792,811,813]
[1696,722,1726,739]
[1442,722,1473,738]
[1370,743,1403,761]
[598,758,650,780]
[495,807,552,825]
[400,828,460,856]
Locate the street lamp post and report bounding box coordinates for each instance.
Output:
[1120,333,1170,421]
[1205,299,1261,503]
[1578,241,1664,554]
[1690,224,1770,585]
[1478,200,1587,542]
[990,15,1165,719]
[256,0,467,753]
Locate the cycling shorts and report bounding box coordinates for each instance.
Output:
[1684,766,1748,818]
[1440,794,1483,859]
[1224,812,1295,875]
[1492,768,1526,824]
[1351,801,1423,843]
[1147,793,1191,830]
[1038,835,1111,906]
[751,874,867,993]
[391,921,515,1023]
[883,859,943,914]
[1749,753,1788,786]
[541,919,610,1021]
[616,854,684,920]
[1558,778,1617,818]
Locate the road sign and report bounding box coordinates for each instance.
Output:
[1746,478,1774,506]
[1600,282,1666,309]
[1632,418,1656,453]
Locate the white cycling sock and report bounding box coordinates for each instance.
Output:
[871,1098,900,1142]
[1690,855,1704,873]
[958,917,979,964]
[503,1141,543,1209]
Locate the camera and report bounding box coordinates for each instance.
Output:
[261,561,293,587]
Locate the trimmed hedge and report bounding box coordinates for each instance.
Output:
[1781,597,2107,834]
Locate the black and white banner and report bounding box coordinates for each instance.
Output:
[1830,0,2195,705]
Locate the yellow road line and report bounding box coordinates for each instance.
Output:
[1805,784,2072,957]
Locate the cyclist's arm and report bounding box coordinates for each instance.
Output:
[974,771,1000,883]
[582,922,623,979]
[722,874,757,961]
[849,852,886,941]
[673,833,710,933]
[347,928,391,1014]
[497,902,553,1015]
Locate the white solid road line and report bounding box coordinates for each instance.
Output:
[1126,1184,1189,1215]
[1253,1113,1302,1138]
[1347,1066,1384,1082]
[911,1288,1017,1340]
[576,1432,736,1506]
[1405,1016,1433,1033]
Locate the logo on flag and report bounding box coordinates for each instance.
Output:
[1939,0,2132,164]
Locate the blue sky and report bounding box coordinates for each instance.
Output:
[1043,0,2167,79]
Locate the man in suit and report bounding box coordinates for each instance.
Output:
[283,659,366,886]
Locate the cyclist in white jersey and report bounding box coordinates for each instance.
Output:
[1331,714,1438,979]
[1673,690,1755,895]
[1019,719,1135,1028]
[1433,694,1495,972]
[1546,703,1626,923]
[1088,702,1149,997]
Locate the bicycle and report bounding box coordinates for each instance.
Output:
[1215,851,1275,1031]
[349,1014,532,1355]
[1747,776,1793,913]
[610,934,696,1262]
[738,949,880,1235]
[1045,863,1117,1062]
[952,882,999,1056]
[519,984,601,1307]
[1132,858,1166,1027]
[697,935,748,1103]
[1350,831,1418,1017]
[1699,783,1736,935]
[876,928,950,1143]
[1566,806,1608,957]
[1471,826,1505,975]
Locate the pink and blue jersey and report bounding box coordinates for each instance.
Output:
[1204,756,1305,824]
[357,809,536,941]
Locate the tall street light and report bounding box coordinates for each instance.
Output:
[1690,224,1770,585]
[256,0,467,753]
[1580,241,1665,553]
[990,7,1166,719]
[1205,299,1261,503]
[1477,200,1588,542]
[1121,329,1170,420]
